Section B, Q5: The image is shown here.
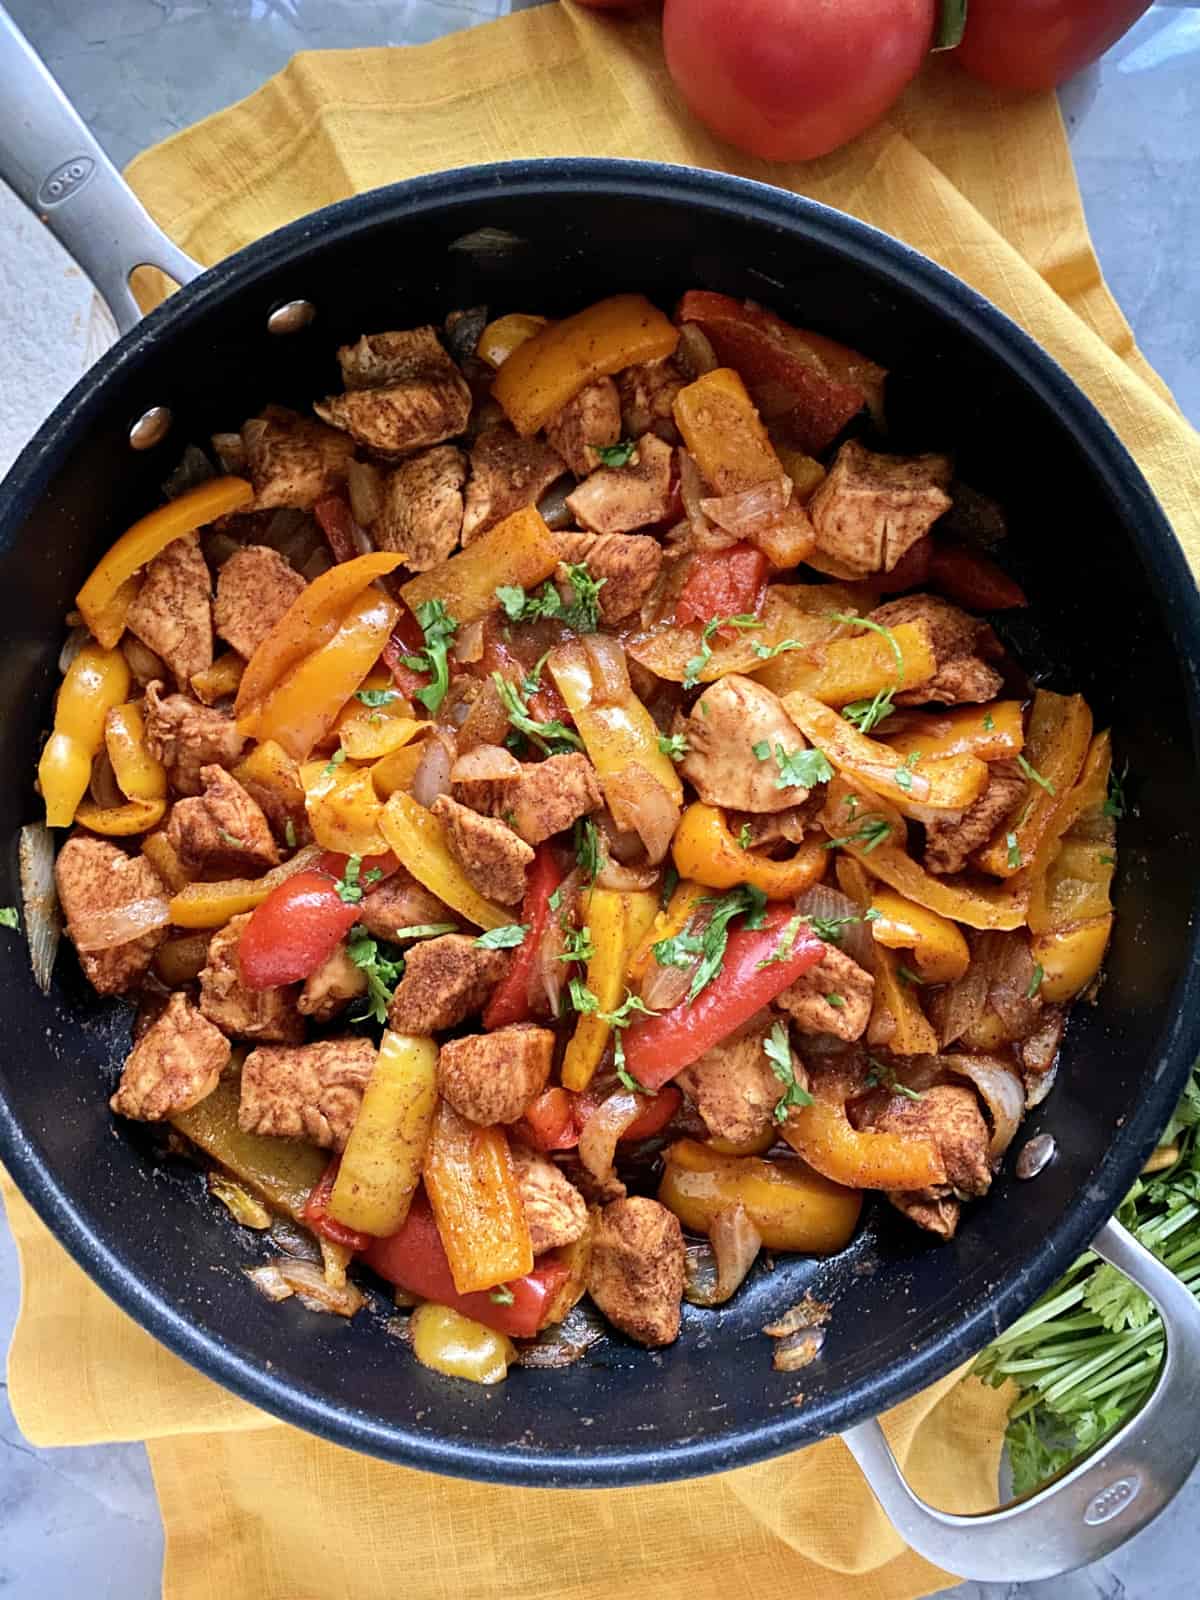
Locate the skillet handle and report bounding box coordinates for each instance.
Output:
[841,1216,1200,1583]
[0,4,200,334]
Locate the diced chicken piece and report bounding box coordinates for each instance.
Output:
[430,795,533,906]
[509,754,604,846]
[677,1017,781,1146]
[872,594,1004,707]
[925,760,1026,875]
[110,992,228,1122]
[241,404,355,510]
[808,441,952,576]
[510,1145,589,1254]
[776,946,874,1041]
[166,764,279,875]
[355,868,454,943]
[553,530,663,624]
[213,545,305,661]
[461,425,565,544]
[374,444,467,570]
[125,532,213,689]
[617,359,684,441]
[144,682,245,797]
[587,1196,685,1348]
[387,934,508,1034]
[888,1189,961,1240]
[198,913,303,1043]
[680,675,810,814]
[298,941,368,1024]
[566,433,675,535]
[55,835,168,997]
[314,328,472,456]
[730,805,812,851]
[544,379,622,477]
[238,1038,377,1151]
[876,1084,992,1197]
[436,1023,554,1126]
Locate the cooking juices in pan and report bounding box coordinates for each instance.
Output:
[32,290,1117,1384]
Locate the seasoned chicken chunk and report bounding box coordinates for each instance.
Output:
[375,444,467,570]
[315,328,472,455]
[166,765,279,875]
[677,1017,782,1146]
[888,1189,961,1240]
[566,433,674,534]
[298,941,368,1023]
[241,404,355,510]
[553,530,664,624]
[544,379,622,477]
[872,594,1004,707]
[199,913,303,1043]
[144,682,245,796]
[110,992,228,1122]
[436,1024,554,1126]
[776,946,874,1041]
[55,834,168,997]
[680,675,811,814]
[616,359,684,441]
[508,754,604,846]
[355,868,454,943]
[809,441,952,576]
[238,1038,377,1151]
[214,545,305,661]
[876,1084,992,1197]
[511,1145,589,1254]
[125,532,213,689]
[431,795,533,906]
[925,760,1026,875]
[587,1196,685,1348]
[387,935,508,1035]
[461,425,565,543]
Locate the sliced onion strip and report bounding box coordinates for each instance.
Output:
[71,896,171,953]
[577,1091,641,1186]
[19,822,61,994]
[942,1054,1026,1162]
[247,1258,364,1317]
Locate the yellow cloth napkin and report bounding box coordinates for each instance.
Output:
[6,5,1200,1598]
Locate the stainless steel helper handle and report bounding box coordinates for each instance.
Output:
[0,4,200,333]
[843,1215,1200,1582]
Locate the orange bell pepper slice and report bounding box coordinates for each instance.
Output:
[781,1080,946,1191]
[423,1102,534,1295]
[628,878,709,987]
[38,642,132,827]
[975,690,1092,879]
[492,294,678,436]
[299,759,388,858]
[673,367,784,496]
[379,791,509,930]
[477,313,550,370]
[1031,916,1113,1002]
[77,476,253,647]
[191,650,245,706]
[400,505,560,624]
[671,801,827,898]
[73,796,167,836]
[835,855,938,1056]
[754,620,936,705]
[883,700,1025,763]
[867,886,971,985]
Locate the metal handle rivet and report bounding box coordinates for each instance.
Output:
[267,299,315,335]
[1016,1132,1057,1179]
[129,406,172,450]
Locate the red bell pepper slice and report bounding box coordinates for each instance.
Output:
[928,543,1028,611]
[382,601,434,700]
[313,494,365,565]
[482,843,564,1030]
[512,1087,579,1152]
[675,543,769,639]
[483,629,574,727]
[362,1191,569,1339]
[622,904,825,1089]
[303,1157,371,1253]
[573,1085,683,1141]
[237,850,398,990]
[873,534,934,595]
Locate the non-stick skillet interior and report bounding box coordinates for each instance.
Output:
[1,166,1197,1484]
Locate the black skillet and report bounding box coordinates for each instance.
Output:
[0,7,1198,1582]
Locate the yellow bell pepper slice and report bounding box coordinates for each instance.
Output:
[628,878,709,986]
[1024,731,1114,933]
[38,642,132,826]
[167,844,322,929]
[410,1303,515,1386]
[231,739,307,836]
[835,855,938,1056]
[623,890,660,961]
[477,313,550,370]
[658,1139,862,1254]
[142,829,194,893]
[561,888,628,1093]
[1031,916,1113,1002]
[671,801,828,898]
[781,1080,946,1191]
[77,476,253,647]
[423,1102,533,1295]
[673,367,784,495]
[191,650,245,706]
[975,691,1092,879]
[170,1077,324,1223]
[548,637,683,805]
[867,885,970,984]
[104,702,166,801]
[253,588,399,761]
[379,791,508,930]
[775,447,826,503]
[335,669,421,760]
[74,796,167,836]
[329,1030,438,1236]
[493,294,679,436]
[370,738,432,799]
[883,700,1025,763]
[300,759,388,858]
[401,505,560,624]
[235,551,404,734]
[754,621,936,705]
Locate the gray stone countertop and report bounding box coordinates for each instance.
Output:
[0,3,1197,1596]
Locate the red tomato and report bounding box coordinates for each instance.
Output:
[957,1,1152,93]
[928,543,1027,611]
[303,1158,372,1253]
[662,0,936,162]
[676,544,768,638]
[362,1191,569,1339]
[237,851,397,990]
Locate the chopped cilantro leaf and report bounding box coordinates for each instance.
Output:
[596,439,638,468]
[774,744,834,790]
[830,612,905,735]
[658,732,689,762]
[217,829,246,850]
[390,923,459,939]
[1027,962,1045,999]
[1104,762,1129,820]
[559,562,606,633]
[764,1021,812,1122]
[574,816,602,883]
[400,599,457,714]
[866,1056,923,1100]
[684,885,767,1001]
[751,637,806,663]
[897,964,926,987]
[489,1286,515,1305]
[323,748,347,778]
[0,907,18,931]
[659,864,678,910]
[982,711,995,732]
[823,815,892,852]
[335,854,365,904]
[569,978,599,1014]
[756,913,803,969]
[1017,754,1056,795]
[284,819,297,850]
[752,740,771,761]
[682,614,763,689]
[1006,831,1022,870]
[825,993,846,1009]
[558,924,596,963]
[475,923,529,950]
[493,672,582,756]
[356,687,401,708]
[738,822,754,850]
[346,926,406,1024]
